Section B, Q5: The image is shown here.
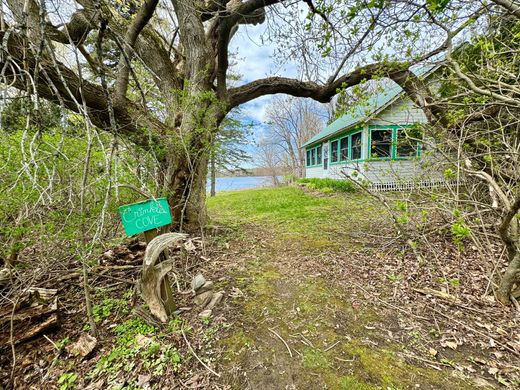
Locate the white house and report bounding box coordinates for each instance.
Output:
[302,68,447,190]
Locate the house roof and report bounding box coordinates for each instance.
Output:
[302,64,437,148]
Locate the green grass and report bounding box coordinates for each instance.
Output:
[207,186,382,248]
[297,177,356,193]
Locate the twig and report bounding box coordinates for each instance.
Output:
[91,272,135,284]
[324,340,341,352]
[335,356,355,362]
[399,352,446,370]
[353,283,429,320]
[268,328,293,358]
[43,335,59,351]
[299,333,315,348]
[431,307,520,357]
[181,328,220,377]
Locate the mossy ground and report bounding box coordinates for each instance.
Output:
[207,187,480,389]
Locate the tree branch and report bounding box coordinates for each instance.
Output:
[216,0,276,96]
[490,0,520,19]
[228,61,420,107]
[0,30,164,148]
[115,0,159,100]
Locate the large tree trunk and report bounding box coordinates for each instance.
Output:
[163,147,210,233]
[161,101,222,232]
[497,251,520,305]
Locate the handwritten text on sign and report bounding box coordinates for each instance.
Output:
[118,198,171,236]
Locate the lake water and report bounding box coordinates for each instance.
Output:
[207,176,276,193]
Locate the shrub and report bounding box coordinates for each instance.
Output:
[296,178,356,193]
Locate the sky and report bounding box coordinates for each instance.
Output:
[229,23,314,168]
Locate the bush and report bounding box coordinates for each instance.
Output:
[296,178,356,193]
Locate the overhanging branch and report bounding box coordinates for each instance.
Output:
[228,62,417,108]
[0,30,164,149]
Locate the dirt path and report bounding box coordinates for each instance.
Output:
[208,188,487,390]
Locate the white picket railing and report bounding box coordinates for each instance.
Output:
[367,179,461,192]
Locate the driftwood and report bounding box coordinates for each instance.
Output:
[0,288,59,347]
[140,233,187,322]
[0,267,11,287]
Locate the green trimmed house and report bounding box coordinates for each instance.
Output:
[302,70,446,190]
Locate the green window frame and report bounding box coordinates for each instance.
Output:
[368,125,421,161]
[350,131,362,161]
[330,140,339,163]
[329,128,363,165]
[305,144,323,167]
[339,137,349,161]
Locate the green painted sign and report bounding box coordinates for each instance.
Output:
[118,198,171,236]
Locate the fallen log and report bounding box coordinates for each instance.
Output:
[0,288,59,347]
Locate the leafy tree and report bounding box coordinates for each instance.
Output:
[1,97,62,132]
[1,0,476,231]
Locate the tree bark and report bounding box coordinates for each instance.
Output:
[497,251,520,305]
[210,153,216,197]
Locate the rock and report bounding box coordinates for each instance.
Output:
[173,307,192,316]
[137,374,152,389]
[197,281,214,293]
[205,291,224,310]
[184,240,197,252]
[194,291,213,307]
[191,274,206,291]
[199,309,212,319]
[135,334,153,347]
[67,334,97,358]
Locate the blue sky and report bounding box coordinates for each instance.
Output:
[229,23,303,168]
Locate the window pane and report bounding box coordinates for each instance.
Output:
[370,129,392,158]
[311,148,316,165]
[306,150,311,166]
[331,140,338,162]
[396,129,418,157]
[316,145,322,164]
[351,132,362,160]
[340,137,348,161]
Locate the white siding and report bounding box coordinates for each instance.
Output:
[306,166,326,178]
[303,95,446,185]
[368,96,427,126]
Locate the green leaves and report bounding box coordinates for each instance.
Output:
[426,0,450,12]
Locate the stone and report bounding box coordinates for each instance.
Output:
[199,309,212,319]
[205,291,224,310]
[194,291,213,307]
[197,281,214,293]
[191,274,206,291]
[67,334,97,358]
[135,334,153,347]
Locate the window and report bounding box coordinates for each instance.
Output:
[331,140,339,162]
[396,128,418,157]
[370,129,392,158]
[351,132,362,160]
[305,144,323,166]
[340,137,349,161]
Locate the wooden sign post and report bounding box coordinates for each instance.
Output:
[119,198,175,315]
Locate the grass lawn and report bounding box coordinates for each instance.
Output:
[207,186,385,247]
